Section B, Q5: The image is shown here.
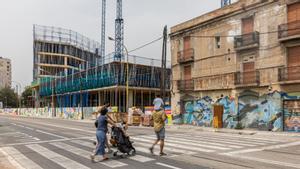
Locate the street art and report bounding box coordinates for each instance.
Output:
[183,96,213,127]
[238,90,283,131]
[283,100,300,132]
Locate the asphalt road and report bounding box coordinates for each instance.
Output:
[0,115,300,169]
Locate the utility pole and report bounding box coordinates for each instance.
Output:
[161,25,168,100]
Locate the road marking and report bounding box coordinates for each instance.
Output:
[156,162,182,169]
[0,132,21,136]
[132,137,214,153]
[25,127,34,130]
[26,144,89,169]
[35,129,67,139]
[10,120,95,134]
[0,147,26,169]
[70,139,95,148]
[129,155,155,162]
[166,136,243,149]
[171,134,260,147]
[50,142,127,168]
[0,147,42,169]
[140,135,231,150]
[177,133,285,143]
[221,141,300,156]
[232,155,300,169]
[3,136,94,146]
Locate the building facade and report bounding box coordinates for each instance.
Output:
[32,25,101,108]
[0,57,12,89]
[170,0,300,132]
[33,25,171,116]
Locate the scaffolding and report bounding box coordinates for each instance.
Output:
[33,25,101,80]
[39,55,171,111]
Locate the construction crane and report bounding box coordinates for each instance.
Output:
[115,0,124,61]
[101,0,106,65]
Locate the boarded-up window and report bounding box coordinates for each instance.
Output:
[183,36,191,51]
[243,62,255,84]
[287,3,300,36]
[288,3,300,23]
[184,65,192,80]
[242,17,254,34]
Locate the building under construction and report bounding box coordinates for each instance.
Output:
[32,25,171,112]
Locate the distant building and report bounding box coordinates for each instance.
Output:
[0,57,12,89]
[170,0,300,132]
[33,25,171,114]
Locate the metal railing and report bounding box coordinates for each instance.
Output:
[177,79,194,91]
[278,20,300,39]
[234,31,260,49]
[234,70,260,85]
[278,66,300,81]
[177,48,194,63]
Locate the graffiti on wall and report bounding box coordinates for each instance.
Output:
[283,99,300,132]
[238,90,283,131]
[183,96,213,127]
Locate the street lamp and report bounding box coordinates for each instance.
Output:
[40,68,56,117]
[108,36,129,113]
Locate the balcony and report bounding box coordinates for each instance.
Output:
[177,79,194,91]
[278,66,300,82]
[234,31,260,51]
[177,48,194,64]
[234,71,260,87]
[194,73,235,91]
[278,21,300,41]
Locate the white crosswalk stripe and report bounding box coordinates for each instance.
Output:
[0,147,42,169]
[131,137,215,153]
[70,139,95,148]
[1,132,289,169]
[129,155,155,162]
[139,135,231,150]
[50,141,128,168]
[26,144,90,169]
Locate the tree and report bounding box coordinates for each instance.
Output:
[0,87,18,108]
[21,86,33,108]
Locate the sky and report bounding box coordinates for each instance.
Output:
[0,0,220,90]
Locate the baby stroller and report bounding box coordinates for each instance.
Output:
[110,124,136,157]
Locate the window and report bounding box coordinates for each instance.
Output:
[215,36,221,49]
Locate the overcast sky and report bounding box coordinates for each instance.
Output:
[0,0,220,90]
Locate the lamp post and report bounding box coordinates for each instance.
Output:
[108,36,129,113]
[40,69,56,117]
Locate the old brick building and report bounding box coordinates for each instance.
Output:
[170,0,300,132]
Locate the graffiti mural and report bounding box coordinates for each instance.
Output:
[283,100,300,132]
[238,90,283,131]
[183,96,213,126]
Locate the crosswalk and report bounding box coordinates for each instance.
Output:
[0,132,287,169]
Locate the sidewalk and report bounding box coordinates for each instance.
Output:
[163,125,300,137]
[2,113,300,137]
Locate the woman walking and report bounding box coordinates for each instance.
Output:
[91,105,116,162]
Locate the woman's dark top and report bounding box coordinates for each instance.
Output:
[97,115,108,133]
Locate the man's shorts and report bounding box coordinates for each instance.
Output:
[155,127,165,140]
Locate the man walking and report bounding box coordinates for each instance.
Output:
[149,95,167,156]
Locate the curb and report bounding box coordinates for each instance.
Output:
[2,114,299,137]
